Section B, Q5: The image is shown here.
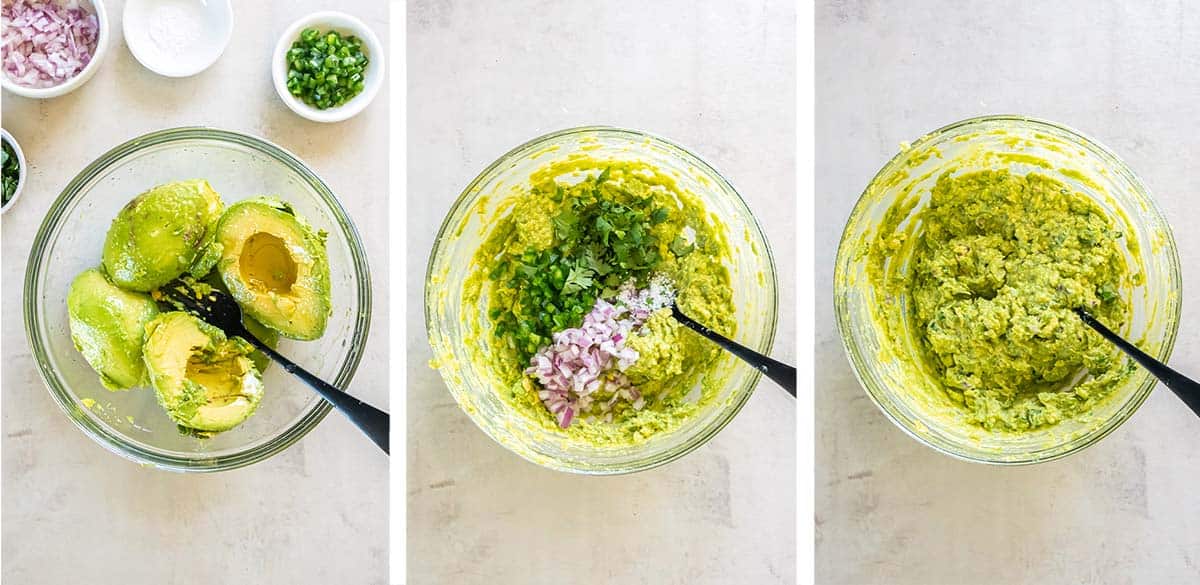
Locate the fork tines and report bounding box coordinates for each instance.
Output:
[160,284,210,317]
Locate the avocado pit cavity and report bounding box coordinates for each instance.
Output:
[241,232,299,294]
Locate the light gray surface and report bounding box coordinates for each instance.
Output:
[817,3,1200,584]
[408,1,795,583]
[1,2,388,583]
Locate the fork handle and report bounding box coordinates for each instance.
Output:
[1075,308,1200,420]
[250,339,390,454]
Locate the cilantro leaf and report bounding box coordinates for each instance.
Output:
[553,209,580,240]
[581,247,611,275]
[562,266,595,294]
[1097,283,1118,303]
[670,235,694,257]
[595,215,614,245]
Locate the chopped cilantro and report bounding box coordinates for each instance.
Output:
[488,172,678,361]
[1,139,19,207]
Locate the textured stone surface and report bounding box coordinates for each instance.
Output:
[817,2,1200,584]
[407,1,796,583]
[1,2,389,583]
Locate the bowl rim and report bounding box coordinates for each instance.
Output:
[424,125,780,475]
[122,0,234,78]
[833,113,1183,466]
[23,126,373,472]
[270,10,385,124]
[1,0,110,99]
[1,128,28,214]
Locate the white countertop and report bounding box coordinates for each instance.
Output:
[1,2,389,583]
[407,0,796,583]
[817,2,1200,584]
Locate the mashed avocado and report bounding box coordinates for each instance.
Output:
[625,308,685,386]
[460,157,736,446]
[872,169,1136,432]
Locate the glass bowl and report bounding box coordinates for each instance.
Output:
[24,127,371,472]
[834,115,1181,465]
[426,126,778,474]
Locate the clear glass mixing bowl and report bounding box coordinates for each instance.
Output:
[835,115,1181,464]
[24,127,372,472]
[426,126,778,474]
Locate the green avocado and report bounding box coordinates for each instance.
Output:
[215,197,331,340]
[67,268,159,390]
[102,179,224,292]
[143,312,264,433]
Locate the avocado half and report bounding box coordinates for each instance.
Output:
[215,197,331,340]
[67,268,159,390]
[143,312,264,433]
[102,179,224,292]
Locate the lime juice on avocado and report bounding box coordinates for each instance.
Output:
[68,180,334,435]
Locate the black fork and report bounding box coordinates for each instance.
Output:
[671,304,797,397]
[158,280,390,454]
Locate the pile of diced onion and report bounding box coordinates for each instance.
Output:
[525,276,675,428]
[2,0,99,89]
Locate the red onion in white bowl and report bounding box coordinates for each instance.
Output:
[1,0,107,98]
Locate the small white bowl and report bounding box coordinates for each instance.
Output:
[272,11,385,123]
[1,0,110,99]
[1,129,28,214]
[123,0,233,78]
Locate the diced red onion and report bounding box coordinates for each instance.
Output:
[2,0,98,89]
[524,276,677,428]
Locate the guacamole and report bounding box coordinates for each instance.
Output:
[459,157,737,446]
[871,169,1136,432]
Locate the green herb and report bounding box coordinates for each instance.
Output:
[285,28,369,110]
[1097,283,1118,303]
[562,265,594,294]
[2,139,19,207]
[669,234,694,257]
[489,172,680,361]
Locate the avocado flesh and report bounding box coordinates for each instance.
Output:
[216,197,331,340]
[143,312,263,433]
[67,268,159,390]
[102,179,224,292]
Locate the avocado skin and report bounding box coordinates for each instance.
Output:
[67,268,159,390]
[216,197,332,340]
[101,179,224,292]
